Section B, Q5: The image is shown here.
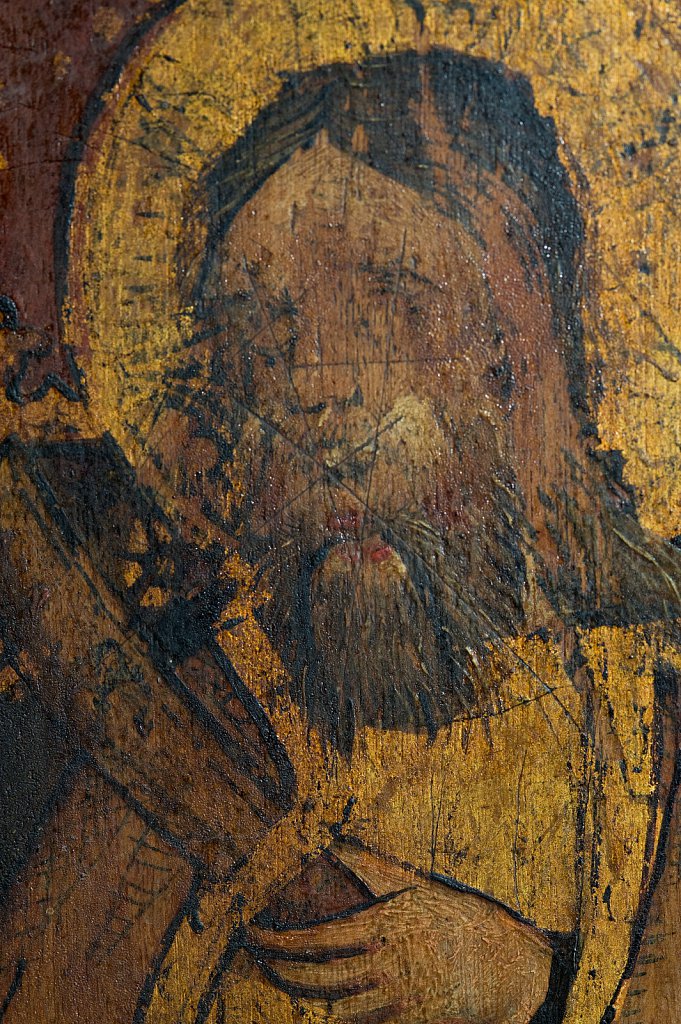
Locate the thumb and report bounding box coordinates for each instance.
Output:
[329,840,419,897]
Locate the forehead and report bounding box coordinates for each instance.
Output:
[220,134,485,295]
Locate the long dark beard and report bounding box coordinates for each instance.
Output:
[252,473,528,758]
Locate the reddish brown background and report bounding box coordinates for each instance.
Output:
[0,0,158,337]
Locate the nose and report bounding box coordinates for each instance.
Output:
[291,374,364,417]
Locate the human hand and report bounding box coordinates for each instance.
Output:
[245,841,553,1024]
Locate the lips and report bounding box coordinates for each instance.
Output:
[326,533,394,568]
[324,505,396,567]
[364,536,393,563]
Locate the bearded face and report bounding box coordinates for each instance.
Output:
[159,138,550,756]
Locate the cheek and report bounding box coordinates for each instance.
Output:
[180,435,222,482]
[422,479,472,536]
[232,423,312,531]
[243,361,293,427]
[420,417,511,536]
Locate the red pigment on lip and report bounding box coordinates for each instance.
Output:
[368,543,392,564]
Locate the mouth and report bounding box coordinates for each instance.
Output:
[323,531,398,570]
[323,505,413,571]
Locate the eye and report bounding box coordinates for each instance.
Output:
[253,345,279,368]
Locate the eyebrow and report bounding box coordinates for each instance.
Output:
[201,284,301,354]
[220,282,303,316]
[217,260,436,318]
[359,259,440,291]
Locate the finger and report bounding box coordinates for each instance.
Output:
[328,983,406,1023]
[334,846,504,929]
[246,891,412,959]
[256,945,384,993]
[256,955,382,1002]
[329,841,418,896]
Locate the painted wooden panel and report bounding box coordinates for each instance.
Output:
[0,3,679,1023]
